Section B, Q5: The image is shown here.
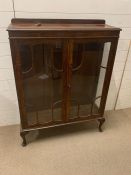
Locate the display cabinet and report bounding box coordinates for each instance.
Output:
[7,19,121,146]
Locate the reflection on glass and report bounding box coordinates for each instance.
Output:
[93,42,111,114]
[19,42,63,126]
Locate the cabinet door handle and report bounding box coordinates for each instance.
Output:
[68,84,71,88]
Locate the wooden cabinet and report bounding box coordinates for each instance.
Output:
[7,19,121,146]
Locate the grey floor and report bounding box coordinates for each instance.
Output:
[0,108,131,175]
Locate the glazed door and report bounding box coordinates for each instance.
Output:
[17,40,66,127]
[67,40,112,120]
[16,39,114,127]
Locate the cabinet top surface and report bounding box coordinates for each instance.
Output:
[7,18,121,32]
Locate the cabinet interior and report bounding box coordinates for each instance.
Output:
[19,41,110,126]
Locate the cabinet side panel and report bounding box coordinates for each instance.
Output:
[9,39,28,128]
[99,38,119,115]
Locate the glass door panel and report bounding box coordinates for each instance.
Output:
[19,41,64,126]
[69,41,111,119]
[92,42,111,114]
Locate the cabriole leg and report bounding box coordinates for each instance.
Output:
[98,118,105,132]
[20,131,28,146]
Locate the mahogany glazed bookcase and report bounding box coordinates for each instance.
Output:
[7,19,121,146]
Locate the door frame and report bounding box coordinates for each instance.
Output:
[10,37,119,129]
